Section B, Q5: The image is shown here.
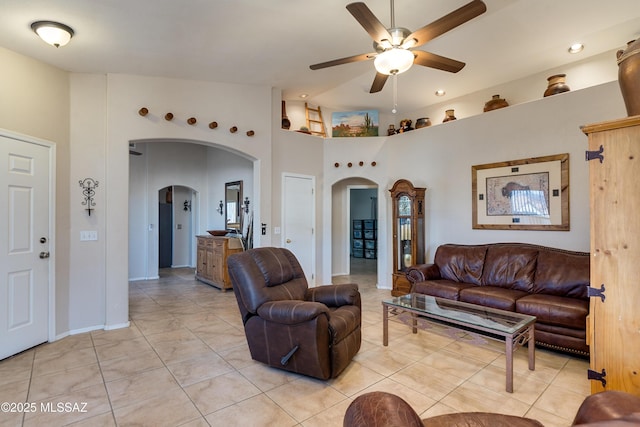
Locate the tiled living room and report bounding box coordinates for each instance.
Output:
[0,264,590,426]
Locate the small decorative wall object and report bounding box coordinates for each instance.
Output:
[79,178,99,216]
[209,121,218,129]
[138,107,148,116]
[230,126,238,133]
[387,124,396,135]
[398,119,413,133]
[371,161,377,167]
[359,161,364,166]
[443,109,457,122]
[415,117,431,128]
[164,113,173,121]
[484,95,509,112]
[183,200,191,211]
[243,196,250,213]
[246,130,255,136]
[617,39,640,116]
[217,200,224,215]
[348,162,353,167]
[332,110,379,137]
[334,163,340,168]
[187,117,197,125]
[543,74,570,97]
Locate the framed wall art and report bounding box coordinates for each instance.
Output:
[331,110,379,137]
[472,153,569,230]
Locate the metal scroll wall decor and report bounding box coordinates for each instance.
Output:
[79,178,99,216]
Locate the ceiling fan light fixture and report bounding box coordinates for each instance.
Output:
[374,48,414,75]
[31,20,74,47]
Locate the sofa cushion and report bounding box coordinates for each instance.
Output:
[435,244,487,285]
[516,294,588,329]
[533,250,590,298]
[482,245,538,292]
[459,286,528,311]
[413,280,475,301]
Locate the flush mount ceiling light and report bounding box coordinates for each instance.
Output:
[374,48,415,75]
[31,20,74,47]
[435,89,446,96]
[568,43,584,54]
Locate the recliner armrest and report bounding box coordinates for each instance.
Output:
[257,300,330,324]
[406,263,440,284]
[305,283,360,308]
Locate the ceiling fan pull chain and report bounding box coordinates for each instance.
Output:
[392,73,398,114]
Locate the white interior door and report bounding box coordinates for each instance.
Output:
[282,174,315,285]
[0,134,51,360]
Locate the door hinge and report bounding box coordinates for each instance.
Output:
[588,368,606,388]
[588,284,606,302]
[585,145,604,163]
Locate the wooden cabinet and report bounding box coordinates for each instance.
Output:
[389,179,426,296]
[582,116,640,396]
[195,235,243,291]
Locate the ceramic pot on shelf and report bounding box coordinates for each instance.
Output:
[483,94,509,112]
[415,117,431,128]
[442,109,457,122]
[543,74,570,97]
[617,39,640,116]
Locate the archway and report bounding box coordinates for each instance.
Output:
[128,139,256,281]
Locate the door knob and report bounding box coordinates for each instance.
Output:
[39,251,50,259]
[286,239,291,243]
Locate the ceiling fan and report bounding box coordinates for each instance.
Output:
[309,0,487,93]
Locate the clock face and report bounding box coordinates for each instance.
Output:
[398,195,411,216]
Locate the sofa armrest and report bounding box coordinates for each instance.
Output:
[344,392,423,427]
[406,263,440,284]
[306,283,360,308]
[257,300,329,325]
[573,391,640,425]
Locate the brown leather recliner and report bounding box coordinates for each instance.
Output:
[343,391,640,427]
[227,247,361,380]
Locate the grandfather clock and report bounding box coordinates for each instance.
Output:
[390,179,426,296]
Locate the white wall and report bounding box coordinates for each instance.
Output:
[324,81,626,289]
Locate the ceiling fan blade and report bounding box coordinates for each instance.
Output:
[370,72,389,93]
[401,0,486,49]
[346,2,392,45]
[413,50,465,73]
[310,52,375,70]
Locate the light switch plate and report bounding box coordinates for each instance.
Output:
[80,230,98,241]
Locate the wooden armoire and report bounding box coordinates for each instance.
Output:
[582,116,640,396]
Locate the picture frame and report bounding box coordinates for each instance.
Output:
[472,153,569,230]
[331,110,379,137]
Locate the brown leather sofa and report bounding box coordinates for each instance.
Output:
[227,247,361,380]
[406,243,590,355]
[343,390,640,426]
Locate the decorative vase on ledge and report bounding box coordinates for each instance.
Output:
[483,94,509,112]
[442,109,457,122]
[617,39,640,116]
[415,117,431,128]
[543,74,571,97]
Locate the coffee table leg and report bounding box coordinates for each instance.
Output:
[506,336,514,393]
[383,304,389,346]
[528,326,535,371]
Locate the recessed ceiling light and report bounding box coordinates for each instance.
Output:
[299,94,308,99]
[435,89,446,96]
[568,43,584,54]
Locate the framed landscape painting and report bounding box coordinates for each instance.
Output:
[472,153,569,230]
[332,110,379,137]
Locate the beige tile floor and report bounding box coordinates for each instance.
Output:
[0,259,590,427]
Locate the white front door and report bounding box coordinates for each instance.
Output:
[282,174,315,285]
[0,133,52,360]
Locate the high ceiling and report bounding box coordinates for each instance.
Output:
[1,0,639,113]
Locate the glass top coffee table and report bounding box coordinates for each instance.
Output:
[382,293,536,393]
